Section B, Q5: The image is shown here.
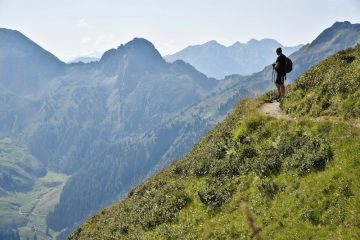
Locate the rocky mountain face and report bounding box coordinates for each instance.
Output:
[165,38,303,78]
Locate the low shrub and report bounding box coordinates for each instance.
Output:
[197,177,234,208]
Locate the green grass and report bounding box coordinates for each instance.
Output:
[69,99,360,240]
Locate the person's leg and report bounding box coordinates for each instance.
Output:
[275,83,281,99]
[277,84,285,102]
[278,75,285,99]
[280,84,285,97]
[274,73,282,100]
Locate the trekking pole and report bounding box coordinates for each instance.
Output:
[271,67,276,100]
[240,202,262,240]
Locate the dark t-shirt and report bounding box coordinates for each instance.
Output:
[276,54,286,75]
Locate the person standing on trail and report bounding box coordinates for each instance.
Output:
[272,47,286,101]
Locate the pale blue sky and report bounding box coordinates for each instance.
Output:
[1,0,359,61]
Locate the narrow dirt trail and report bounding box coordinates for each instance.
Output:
[258,101,360,128]
[258,102,290,119]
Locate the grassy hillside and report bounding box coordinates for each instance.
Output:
[283,44,360,120]
[69,45,360,240]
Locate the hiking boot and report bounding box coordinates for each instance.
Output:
[272,96,280,101]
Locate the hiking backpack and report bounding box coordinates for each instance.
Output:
[285,57,293,73]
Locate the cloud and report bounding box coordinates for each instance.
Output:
[95,33,115,46]
[78,19,93,29]
[80,36,91,44]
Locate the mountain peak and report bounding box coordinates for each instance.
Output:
[230,41,244,48]
[332,21,352,28]
[203,40,223,47]
[0,28,65,96]
[121,37,157,50]
[246,38,281,46]
[0,28,27,39]
[0,28,20,35]
[246,38,259,44]
[0,28,64,63]
[100,37,165,66]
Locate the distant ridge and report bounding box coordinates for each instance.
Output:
[165,38,303,78]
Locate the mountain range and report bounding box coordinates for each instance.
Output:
[165,39,303,78]
[0,21,359,240]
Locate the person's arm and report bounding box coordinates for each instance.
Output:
[273,56,280,70]
[274,62,280,70]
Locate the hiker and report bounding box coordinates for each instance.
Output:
[272,47,286,101]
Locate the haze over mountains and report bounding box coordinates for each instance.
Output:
[0,29,221,240]
[165,39,303,78]
[0,21,359,240]
[69,56,99,64]
[68,52,102,64]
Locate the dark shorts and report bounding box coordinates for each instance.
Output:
[275,73,285,84]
